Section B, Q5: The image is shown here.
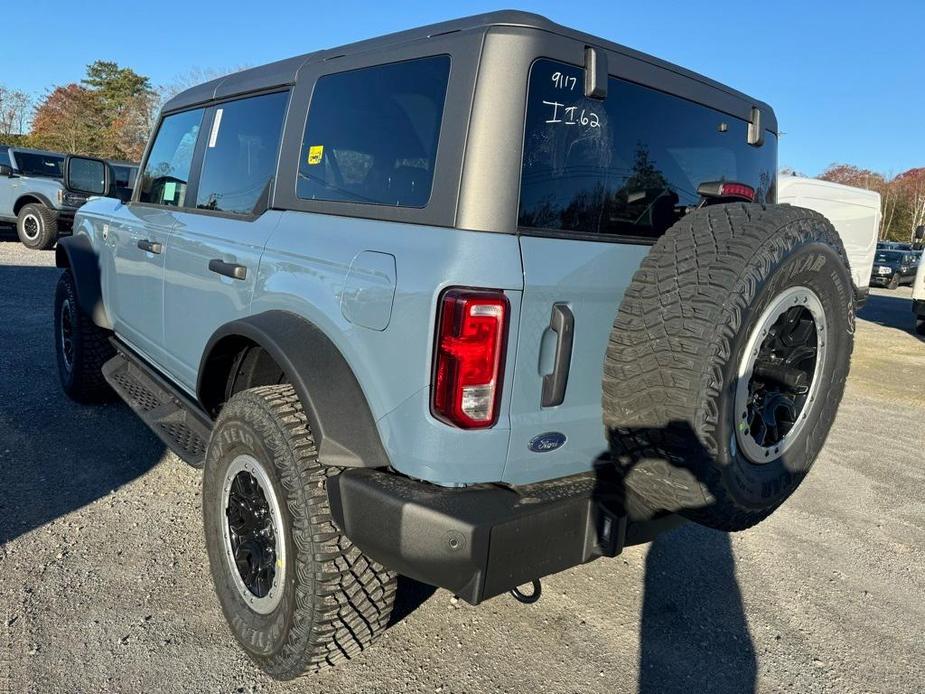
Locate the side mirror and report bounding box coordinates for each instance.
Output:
[64,155,110,197]
[0,164,14,177]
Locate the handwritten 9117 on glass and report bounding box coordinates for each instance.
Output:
[543,70,602,129]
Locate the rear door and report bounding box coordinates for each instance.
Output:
[161,90,289,390]
[504,58,777,485]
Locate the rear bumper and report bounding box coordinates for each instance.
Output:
[327,468,682,604]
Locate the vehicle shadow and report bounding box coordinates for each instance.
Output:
[857,291,916,334]
[638,524,756,694]
[0,263,165,545]
[593,421,759,694]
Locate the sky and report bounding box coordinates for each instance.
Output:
[2,0,923,177]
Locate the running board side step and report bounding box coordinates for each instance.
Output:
[102,343,213,467]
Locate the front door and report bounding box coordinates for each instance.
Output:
[108,107,206,368]
[161,91,290,390]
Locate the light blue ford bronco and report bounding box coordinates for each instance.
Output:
[54,11,856,679]
[0,146,87,249]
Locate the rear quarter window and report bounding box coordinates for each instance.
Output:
[518,59,777,241]
[297,55,451,208]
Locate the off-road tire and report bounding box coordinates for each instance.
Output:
[54,270,115,403]
[888,273,900,290]
[203,384,397,680]
[17,203,59,250]
[603,203,854,531]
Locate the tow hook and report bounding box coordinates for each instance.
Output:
[510,579,542,604]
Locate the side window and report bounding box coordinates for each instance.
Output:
[196,91,289,215]
[297,55,451,208]
[138,108,204,207]
[0,148,10,168]
[518,59,778,240]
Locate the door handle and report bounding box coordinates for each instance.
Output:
[542,303,574,407]
[137,239,162,254]
[208,259,247,281]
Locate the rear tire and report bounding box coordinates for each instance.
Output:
[17,203,58,250]
[203,385,396,680]
[54,270,116,403]
[603,203,854,531]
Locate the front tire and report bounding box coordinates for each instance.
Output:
[203,385,396,680]
[17,203,59,250]
[55,270,115,403]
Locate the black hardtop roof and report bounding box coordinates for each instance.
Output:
[6,146,67,158]
[163,10,774,129]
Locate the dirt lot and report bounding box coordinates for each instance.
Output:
[1,232,923,694]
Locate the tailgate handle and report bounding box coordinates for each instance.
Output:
[208,259,247,281]
[542,303,574,408]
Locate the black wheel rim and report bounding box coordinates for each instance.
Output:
[220,454,286,614]
[226,471,277,597]
[22,213,40,240]
[735,287,827,463]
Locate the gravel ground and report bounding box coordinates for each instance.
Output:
[1,232,923,694]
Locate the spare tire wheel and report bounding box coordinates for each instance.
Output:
[603,203,854,531]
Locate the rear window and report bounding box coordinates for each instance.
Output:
[14,151,64,178]
[518,59,777,241]
[196,90,289,216]
[297,56,451,208]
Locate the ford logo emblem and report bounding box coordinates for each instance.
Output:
[528,432,567,453]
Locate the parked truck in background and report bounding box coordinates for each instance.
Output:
[778,175,880,301]
[0,145,138,249]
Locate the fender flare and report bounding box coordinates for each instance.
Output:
[54,234,112,330]
[14,192,55,215]
[198,311,390,469]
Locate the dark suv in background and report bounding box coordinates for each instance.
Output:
[870,248,921,289]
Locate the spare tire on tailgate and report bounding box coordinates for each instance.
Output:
[603,203,854,531]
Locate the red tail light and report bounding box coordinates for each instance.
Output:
[432,289,509,429]
[718,182,756,201]
[696,180,756,202]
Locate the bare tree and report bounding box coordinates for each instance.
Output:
[0,86,33,135]
[158,65,251,106]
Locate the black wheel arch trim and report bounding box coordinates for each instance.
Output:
[15,192,56,215]
[54,234,112,330]
[198,310,390,469]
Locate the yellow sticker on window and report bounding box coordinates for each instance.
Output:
[307,145,324,165]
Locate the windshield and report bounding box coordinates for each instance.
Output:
[875,251,902,263]
[14,151,64,178]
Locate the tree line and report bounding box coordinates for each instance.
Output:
[791,163,925,243]
[1,62,922,241]
[0,61,230,162]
